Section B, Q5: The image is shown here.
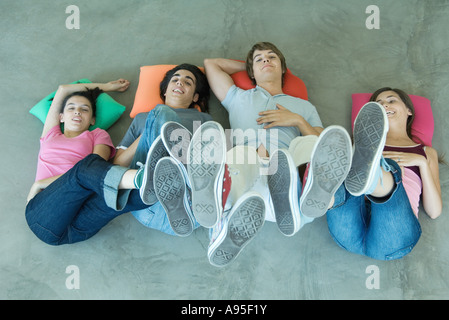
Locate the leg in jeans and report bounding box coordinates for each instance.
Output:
[326,158,421,260]
[129,105,193,234]
[25,154,147,245]
[326,184,368,256]
[130,105,182,169]
[65,187,149,244]
[364,159,422,260]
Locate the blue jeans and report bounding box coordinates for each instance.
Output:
[326,158,422,260]
[130,105,199,235]
[25,154,148,245]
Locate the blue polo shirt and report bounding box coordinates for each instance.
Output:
[221,85,323,154]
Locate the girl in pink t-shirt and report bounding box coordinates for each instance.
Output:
[25,79,163,245]
[27,79,130,201]
[36,125,115,181]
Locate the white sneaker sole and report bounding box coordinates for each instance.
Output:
[187,121,226,228]
[300,126,352,218]
[267,149,300,236]
[154,157,194,237]
[140,136,168,205]
[161,121,192,189]
[345,102,388,196]
[208,192,265,267]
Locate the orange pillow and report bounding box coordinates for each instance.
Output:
[230,69,308,100]
[130,65,204,118]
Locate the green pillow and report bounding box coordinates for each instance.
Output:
[29,79,126,130]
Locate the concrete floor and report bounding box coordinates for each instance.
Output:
[1,0,448,300]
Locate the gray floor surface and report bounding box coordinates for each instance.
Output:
[1,0,448,300]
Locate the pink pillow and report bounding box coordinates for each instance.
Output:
[351,93,434,146]
[230,68,308,100]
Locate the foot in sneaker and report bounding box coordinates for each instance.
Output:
[161,121,191,164]
[187,121,226,228]
[161,121,192,187]
[300,126,352,218]
[135,136,169,205]
[154,157,194,237]
[208,192,265,267]
[267,149,300,236]
[345,102,388,196]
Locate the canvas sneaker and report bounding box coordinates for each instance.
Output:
[187,121,227,228]
[208,192,265,267]
[153,156,195,237]
[300,126,352,218]
[267,149,300,236]
[134,135,169,205]
[161,121,192,189]
[345,102,389,196]
[288,135,318,167]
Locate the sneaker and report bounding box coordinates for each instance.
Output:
[153,157,194,237]
[300,126,352,218]
[161,121,192,188]
[288,135,318,167]
[267,149,300,236]
[187,121,226,228]
[345,102,388,196]
[208,192,265,267]
[137,136,169,205]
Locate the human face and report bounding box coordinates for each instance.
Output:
[60,96,95,133]
[375,91,412,123]
[252,49,284,84]
[164,69,199,109]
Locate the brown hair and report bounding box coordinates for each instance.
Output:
[246,42,287,86]
[61,87,103,117]
[159,64,210,113]
[369,87,418,143]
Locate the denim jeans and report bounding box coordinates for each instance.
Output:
[129,105,196,236]
[326,158,422,260]
[25,154,148,245]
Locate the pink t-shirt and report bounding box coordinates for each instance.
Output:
[35,125,116,181]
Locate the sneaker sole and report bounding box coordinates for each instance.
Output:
[140,136,168,205]
[300,126,352,218]
[154,157,193,237]
[161,121,193,188]
[161,121,192,166]
[267,149,299,236]
[345,102,388,196]
[187,122,226,228]
[208,193,265,267]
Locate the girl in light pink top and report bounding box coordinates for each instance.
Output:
[325,87,442,260]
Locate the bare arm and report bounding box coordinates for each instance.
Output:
[383,147,442,219]
[113,135,141,167]
[42,79,130,138]
[420,147,442,219]
[204,58,245,102]
[93,144,112,161]
[26,174,63,204]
